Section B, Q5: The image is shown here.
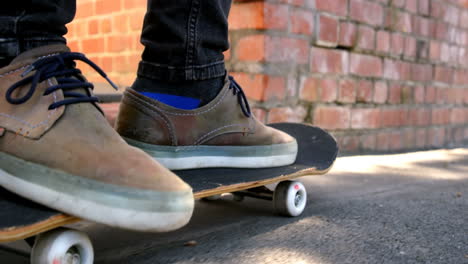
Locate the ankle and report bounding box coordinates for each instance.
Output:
[132,76,225,109]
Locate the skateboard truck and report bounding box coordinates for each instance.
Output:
[206,180,308,217]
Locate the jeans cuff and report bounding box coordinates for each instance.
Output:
[0,36,66,58]
[137,60,226,81]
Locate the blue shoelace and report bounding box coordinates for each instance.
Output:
[6,52,117,111]
[228,76,251,118]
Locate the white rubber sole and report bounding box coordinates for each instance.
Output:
[0,169,193,232]
[125,137,298,170]
[155,154,297,170]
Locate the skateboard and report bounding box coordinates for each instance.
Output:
[0,123,338,264]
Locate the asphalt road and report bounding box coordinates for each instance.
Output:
[2,149,467,264]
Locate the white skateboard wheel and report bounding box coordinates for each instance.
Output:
[273,180,307,217]
[31,228,93,264]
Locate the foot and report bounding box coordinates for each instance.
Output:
[116,75,298,170]
[0,45,194,232]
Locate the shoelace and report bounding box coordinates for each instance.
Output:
[228,76,251,118]
[5,52,117,111]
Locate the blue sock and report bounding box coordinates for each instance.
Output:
[139,92,201,110]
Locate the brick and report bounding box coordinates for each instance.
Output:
[418,0,429,15]
[319,79,338,102]
[376,132,390,151]
[376,30,390,53]
[444,5,460,26]
[351,108,380,129]
[356,80,373,103]
[237,35,265,62]
[268,106,307,123]
[413,85,425,103]
[291,10,315,35]
[88,19,99,35]
[388,83,402,104]
[100,18,112,34]
[414,16,430,37]
[350,0,383,25]
[356,26,375,50]
[316,14,339,47]
[431,108,450,125]
[129,10,145,31]
[315,0,348,16]
[374,81,388,103]
[229,2,264,29]
[410,108,430,126]
[427,128,445,147]
[429,41,441,62]
[392,0,405,8]
[402,129,416,149]
[450,108,467,124]
[406,0,418,13]
[415,128,427,148]
[404,36,417,58]
[434,22,448,40]
[360,134,377,150]
[337,136,360,152]
[110,35,133,53]
[434,66,453,84]
[411,63,431,82]
[313,106,351,130]
[459,11,468,28]
[435,87,448,104]
[431,0,447,18]
[310,47,348,74]
[124,0,146,9]
[388,131,404,150]
[229,73,265,101]
[401,85,413,103]
[338,79,356,103]
[384,59,398,80]
[349,54,382,77]
[76,2,94,19]
[264,3,289,30]
[263,76,286,101]
[300,77,319,101]
[96,0,121,14]
[265,37,309,64]
[82,38,105,54]
[390,33,405,56]
[393,10,412,33]
[278,0,305,6]
[380,108,403,127]
[339,22,358,47]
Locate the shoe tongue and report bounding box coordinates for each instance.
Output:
[10,44,70,65]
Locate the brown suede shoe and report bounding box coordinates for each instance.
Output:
[0,45,194,232]
[116,75,298,170]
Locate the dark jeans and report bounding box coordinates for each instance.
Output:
[0,0,231,81]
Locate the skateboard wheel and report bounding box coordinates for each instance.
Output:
[273,181,307,217]
[31,228,93,264]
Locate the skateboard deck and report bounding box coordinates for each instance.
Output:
[0,123,338,243]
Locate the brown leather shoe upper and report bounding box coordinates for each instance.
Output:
[116,76,295,147]
[0,45,190,192]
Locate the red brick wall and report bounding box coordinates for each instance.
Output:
[67,0,468,154]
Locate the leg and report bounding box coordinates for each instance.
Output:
[132,0,231,107]
[116,0,298,169]
[0,1,194,231]
[0,1,74,67]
